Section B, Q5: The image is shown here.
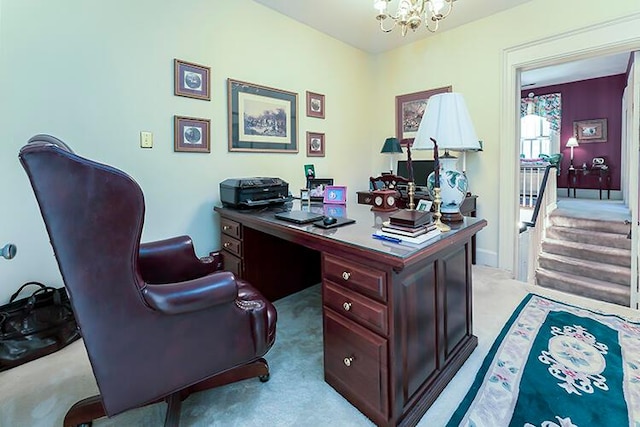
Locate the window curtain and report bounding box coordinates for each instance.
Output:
[520,92,562,132]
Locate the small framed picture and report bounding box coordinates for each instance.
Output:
[174,116,210,153]
[174,59,210,101]
[306,91,325,119]
[416,199,433,212]
[300,188,310,201]
[323,186,347,204]
[574,118,607,143]
[308,178,334,201]
[307,132,325,157]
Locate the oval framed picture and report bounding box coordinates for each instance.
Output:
[306,131,325,157]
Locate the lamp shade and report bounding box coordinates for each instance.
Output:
[380,137,402,153]
[566,137,579,148]
[412,93,479,151]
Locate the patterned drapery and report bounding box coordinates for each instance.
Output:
[520,92,562,132]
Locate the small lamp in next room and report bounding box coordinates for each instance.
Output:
[566,137,579,170]
[380,137,403,174]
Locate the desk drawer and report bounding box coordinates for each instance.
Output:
[222,252,242,277]
[323,254,386,302]
[324,281,387,336]
[323,309,388,422]
[221,235,242,257]
[221,218,241,239]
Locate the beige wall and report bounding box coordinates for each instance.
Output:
[0,0,374,302]
[1,0,640,303]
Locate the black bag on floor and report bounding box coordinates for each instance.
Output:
[0,281,80,372]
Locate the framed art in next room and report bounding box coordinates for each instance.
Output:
[174,116,210,153]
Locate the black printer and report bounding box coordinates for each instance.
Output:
[220,177,290,208]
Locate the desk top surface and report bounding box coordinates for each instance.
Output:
[215,200,486,269]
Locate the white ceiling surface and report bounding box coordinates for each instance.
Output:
[251,0,630,87]
[521,52,630,89]
[252,0,532,54]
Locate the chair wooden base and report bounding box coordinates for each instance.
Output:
[63,358,270,427]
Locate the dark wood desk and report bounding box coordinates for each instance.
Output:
[215,201,486,427]
[567,167,611,199]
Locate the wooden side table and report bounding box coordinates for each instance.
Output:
[567,167,611,199]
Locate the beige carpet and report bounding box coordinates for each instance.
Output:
[1,265,637,427]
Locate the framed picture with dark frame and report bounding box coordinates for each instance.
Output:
[574,118,608,143]
[308,178,334,202]
[306,132,325,157]
[306,91,325,119]
[174,115,210,153]
[227,78,298,153]
[174,59,210,101]
[323,185,347,204]
[396,85,452,144]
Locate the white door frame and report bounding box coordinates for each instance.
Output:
[628,52,640,308]
[499,13,640,281]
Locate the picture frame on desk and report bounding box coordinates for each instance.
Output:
[308,178,333,201]
[227,78,298,153]
[395,85,451,144]
[174,115,210,153]
[323,185,347,204]
[174,59,210,101]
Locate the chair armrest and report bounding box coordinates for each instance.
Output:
[142,271,237,314]
[139,235,222,284]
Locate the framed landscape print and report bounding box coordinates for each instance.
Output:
[227,79,298,153]
[574,118,607,143]
[174,116,210,153]
[174,59,210,101]
[396,85,451,144]
[306,91,325,119]
[306,132,325,157]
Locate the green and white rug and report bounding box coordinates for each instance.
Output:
[447,294,640,427]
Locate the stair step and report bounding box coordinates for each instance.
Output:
[541,239,631,268]
[537,252,630,286]
[545,226,632,250]
[549,213,630,235]
[536,268,630,306]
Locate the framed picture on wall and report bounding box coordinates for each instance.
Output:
[395,85,452,144]
[306,132,325,157]
[174,59,211,101]
[174,116,210,153]
[227,79,298,153]
[574,118,608,143]
[306,91,325,119]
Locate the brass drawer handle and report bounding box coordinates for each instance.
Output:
[342,271,351,281]
[342,302,352,311]
[222,225,232,231]
[223,242,231,248]
[343,356,354,367]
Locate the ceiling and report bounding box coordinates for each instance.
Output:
[252,0,533,54]
[252,0,630,87]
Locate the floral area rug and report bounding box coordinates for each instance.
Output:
[447,294,640,427]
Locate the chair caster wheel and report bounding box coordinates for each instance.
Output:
[259,373,270,382]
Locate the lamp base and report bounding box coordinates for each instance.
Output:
[440,211,464,223]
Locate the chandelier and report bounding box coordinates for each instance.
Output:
[374,0,454,36]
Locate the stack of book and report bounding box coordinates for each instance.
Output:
[375,213,441,245]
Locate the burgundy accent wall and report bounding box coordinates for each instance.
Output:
[521,74,626,191]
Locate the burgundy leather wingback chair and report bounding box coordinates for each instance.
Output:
[19,135,277,427]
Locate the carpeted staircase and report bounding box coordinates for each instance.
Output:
[536,211,632,306]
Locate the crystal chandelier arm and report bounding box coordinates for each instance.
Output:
[423,0,453,33]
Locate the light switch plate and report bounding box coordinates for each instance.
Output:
[140,131,153,148]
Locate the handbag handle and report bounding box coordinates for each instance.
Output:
[9,281,48,303]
